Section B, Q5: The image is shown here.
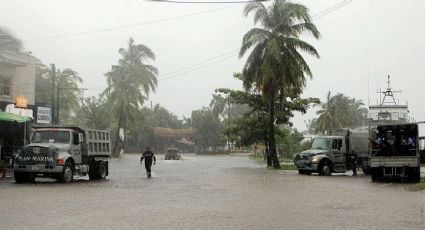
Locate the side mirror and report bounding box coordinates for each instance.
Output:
[419,139,425,151]
[79,134,84,143]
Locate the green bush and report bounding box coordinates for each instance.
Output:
[0,160,7,169]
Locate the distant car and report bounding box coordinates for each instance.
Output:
[165,148,181,160]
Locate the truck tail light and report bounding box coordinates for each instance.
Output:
[57,159,64,165]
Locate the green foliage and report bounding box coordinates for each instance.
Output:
[314,91,368,134]
[35,63,83,124]
[0,160,8,169]
[78,96,111,129]
[276,127,306,159]
[125,104,185,152]
[218,85,318,150]
[191,107,225,152]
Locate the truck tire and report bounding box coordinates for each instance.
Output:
[99,161,107,179]
[318,160,332,176]
[89,161,99,180]
[14,172,30,184]
[371,168,381,182]
[58,161,74,183]
[408,167,421,183]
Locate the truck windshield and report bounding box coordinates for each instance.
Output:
[31,131,70,144]
[311,138,330,150]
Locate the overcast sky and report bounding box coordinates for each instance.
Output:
[1,0,424,130]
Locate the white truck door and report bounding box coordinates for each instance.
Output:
[70,132,82,164]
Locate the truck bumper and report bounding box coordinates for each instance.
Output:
[370,157,419,168]
[296,163,319,172]
[14,164,64,174]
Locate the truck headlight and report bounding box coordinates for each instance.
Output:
[311,157,319,163]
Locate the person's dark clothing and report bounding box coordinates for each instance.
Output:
[141,150,156,177]
[347,151,358,176]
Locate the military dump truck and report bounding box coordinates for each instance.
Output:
[14,125,111,183]
[369,122,422,182]
[294,127,369,176]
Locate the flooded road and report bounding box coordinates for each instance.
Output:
[0,153,424,230]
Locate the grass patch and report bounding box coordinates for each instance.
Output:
[249,154,297,170]
[411,182,425,191]
[281,164,297,170]
[249,154,266,165]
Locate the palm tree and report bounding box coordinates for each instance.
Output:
[0,27,22,52]
[315,91,343,134]
[104,38,158,156]
[240,0,320,168]
[315,92,367,134]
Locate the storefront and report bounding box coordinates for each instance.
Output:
[0,111,29,165]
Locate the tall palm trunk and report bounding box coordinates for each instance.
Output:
[264,133,271,166]
[268,98,281,169]
[112,105,124,157]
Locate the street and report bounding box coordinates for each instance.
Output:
[0,153,424,230]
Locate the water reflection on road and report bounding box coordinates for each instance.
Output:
[0,153,424,230]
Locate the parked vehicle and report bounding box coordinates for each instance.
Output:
[165,148,181,160]
[369,122,422,182]
[14,125,111,183]
[294,127,369,175]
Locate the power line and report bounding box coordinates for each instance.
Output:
[145,0,268,3]
[20,5,237,42]
[159,52,238,81]
[159,48,239,77]
[312,0,352,20]
[156,0,354,81]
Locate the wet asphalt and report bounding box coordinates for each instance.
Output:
[0,153,424,230]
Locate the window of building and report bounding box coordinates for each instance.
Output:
[0,75,11,97]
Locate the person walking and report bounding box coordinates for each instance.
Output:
[348,151,358,176]
[140,147,156,178]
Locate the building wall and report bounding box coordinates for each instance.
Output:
[12,55,35,105]
[0,53,35,106]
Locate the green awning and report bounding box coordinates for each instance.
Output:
[0,111,30,123]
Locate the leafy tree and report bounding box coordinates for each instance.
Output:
[35,63,83,124]
[276,127,305,159]
[315,92,367,134]
[78,96,111,129]
[218,74,318,166]
[240,0,320,168]
[191,107,225,152]
[0,27,22,52]
[104,37,158,156]
[125,104,185,152]
[209,94,227,119]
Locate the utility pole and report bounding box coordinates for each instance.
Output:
[227,96,231,152]
[50,64,56,124]
[56,70,60,125]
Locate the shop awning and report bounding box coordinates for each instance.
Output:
[0,111,30,123]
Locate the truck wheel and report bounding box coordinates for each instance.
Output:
[298,170,311,175]
[59,161,74,183]
[14,172,28,184]
[408,167,421,183]
[319,161,332,176]
[89,161,98,180]
[362,165,371,175]
[371,168,381,182]
[99,162,107,179]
